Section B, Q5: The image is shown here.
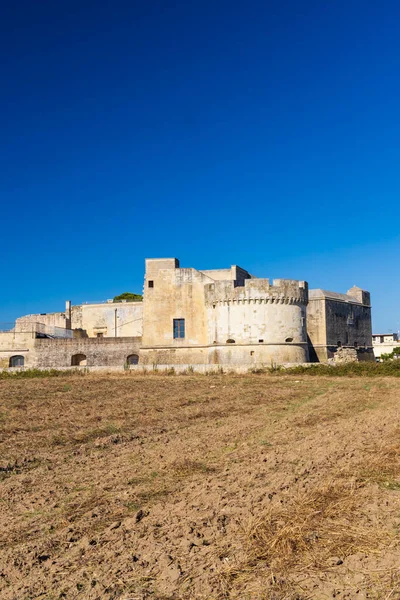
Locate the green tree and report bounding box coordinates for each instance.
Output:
[380,352,394,361]
[113,292,142,303]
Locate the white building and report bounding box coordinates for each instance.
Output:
[372,333,400,359]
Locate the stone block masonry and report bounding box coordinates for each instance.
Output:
[33,337,141,368]
[4,256,373,368]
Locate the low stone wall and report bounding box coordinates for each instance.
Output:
[32,337,142,368]
[332,347,359,364]
[0,362,311,375]
[310,345,375,363]
[140,342,309,366]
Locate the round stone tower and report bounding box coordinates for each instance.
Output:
[204,277,309,365]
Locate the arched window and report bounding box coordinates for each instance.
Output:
[126,354,139,365]
[226,339,235,344]
[71,354,87,366]
[9,355,24,367]
[285,337,293,343]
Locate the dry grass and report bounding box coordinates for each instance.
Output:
[1,374,400,600]
[358,434,400,491]
[218,478,393,598]
[244,479,377,569]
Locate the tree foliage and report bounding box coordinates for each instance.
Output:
[380,346,400,361]
[113,292,142,303]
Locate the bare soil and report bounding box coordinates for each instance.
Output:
[1,374,400,599]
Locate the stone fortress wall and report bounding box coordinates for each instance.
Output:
[140,259,309,365]
[307,287,373,362]
[0,257,374,369]
[70,302,143,338]
[33,337,142,368]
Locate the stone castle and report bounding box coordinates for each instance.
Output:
[0,258,374,369]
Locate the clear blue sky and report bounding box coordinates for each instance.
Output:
[1,0,399,332]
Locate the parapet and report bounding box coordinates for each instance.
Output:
[347,286,371,306]
[309,287,371,307]
[205,278,308,306]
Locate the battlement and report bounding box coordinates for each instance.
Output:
[204,278,308,306]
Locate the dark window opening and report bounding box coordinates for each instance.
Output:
[258,339,264,343]
[337,341,342,347]
[226,339,235,344]
[354,341,358,348]
[96,332,104,338]
[9,355,24,367]
[173,318,185,339]
[285,337,293,343]
[148,280,154,288]
[127,354,139,365]
[71,353,87,366]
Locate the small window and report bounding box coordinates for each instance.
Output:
[127,354,139,365]
[258,339,264,343]
[173,318,185,339]
[96,332,104,338]
[148,280,154,288]
[354,341,358,348]
[337,341,342,347]
[9,355,24,367]
[226,339,235,344]
[285,337,293,343]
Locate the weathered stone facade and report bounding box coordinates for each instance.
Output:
[0,257,373,368]
[141,258,309,366]
[307,287,374,362]
[33,337,141,368]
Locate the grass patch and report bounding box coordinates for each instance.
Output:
[282,361,400,377]
[0,368,87,379]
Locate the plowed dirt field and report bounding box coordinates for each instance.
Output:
[1,374,400,599]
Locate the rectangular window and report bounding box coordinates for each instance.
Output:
[148,280,154,288]
[173,318,185,339]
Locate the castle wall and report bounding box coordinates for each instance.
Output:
[142,259,214,348]
[3,257,373,369]
[325,299,372,349]
[32,337,142,368]
[139,343,307,366]
[306,298,326,361]
[308,289,373,362]
[15,311,70,331]
[140,265,309,365]
[72,302,143,338]
[205,279,307,344]
[71,304,83,329]
[0,331,36,368]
